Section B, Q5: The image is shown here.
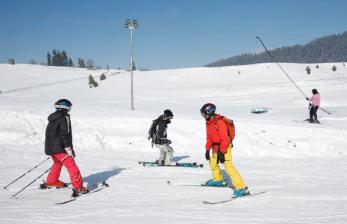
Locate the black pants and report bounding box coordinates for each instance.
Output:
[309,106,319,121]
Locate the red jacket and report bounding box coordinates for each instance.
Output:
[205,114,231,153]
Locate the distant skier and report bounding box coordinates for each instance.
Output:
[148,109,174,165]
[44,99,89,196]
[200,103,249,197]
[306,88,320,123]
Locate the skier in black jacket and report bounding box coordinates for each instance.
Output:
[44,99,88,195]
[149,109,174,165]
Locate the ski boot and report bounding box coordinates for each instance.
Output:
[205,179,228,187]
[157,160,165,166]
[233,187,250,197]
[305,118,316,123]
[71,186,89,197]
[40,180,67,189]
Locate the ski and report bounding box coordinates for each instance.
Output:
[55,182,109,205]
[292,119,321,124]
[199,183,234,188]
[168,183,234,189]
[138,161,203,168]
[202,191,266,205]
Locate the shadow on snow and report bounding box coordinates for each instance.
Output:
[83,168,125,190]
[171,155,190,162]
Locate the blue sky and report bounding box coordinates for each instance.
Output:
[1,0,346,69]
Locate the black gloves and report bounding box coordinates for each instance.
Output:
[217,151,225,163]
[205,150,225,163]
[162,139,171,145]
[205,151,210,160]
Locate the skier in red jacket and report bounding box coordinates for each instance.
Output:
[201,103,249,197]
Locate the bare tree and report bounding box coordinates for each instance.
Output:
[86,59,95,70]
[8,59,15,65]
[29,59,37,64]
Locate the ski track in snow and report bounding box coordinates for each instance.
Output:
[0,63,347,224]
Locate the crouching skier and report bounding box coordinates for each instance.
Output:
[148,109,174,165]
[43,99,89,197]
[200,103,249,197]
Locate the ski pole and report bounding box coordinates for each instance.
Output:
[11,167,51,198]
[3,157,50,190]
[256,37,333,116]
[256,36,308,99]
[319,107,332,115]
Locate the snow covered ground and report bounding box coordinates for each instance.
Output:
[0,63,347,224]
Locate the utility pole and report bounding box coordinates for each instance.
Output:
[124,19,138,110]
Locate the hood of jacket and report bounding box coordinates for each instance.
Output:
[48,110,67,122]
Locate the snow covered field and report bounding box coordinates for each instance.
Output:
[0,63,347,224]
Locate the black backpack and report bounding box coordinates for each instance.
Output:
[148,119,159,141]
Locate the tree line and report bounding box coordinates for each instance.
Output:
[206,31,347,67]
[47,49,95,69]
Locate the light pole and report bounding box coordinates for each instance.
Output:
[124,19,138,110]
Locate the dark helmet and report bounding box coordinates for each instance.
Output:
[200,103,216,119]
[312,89,318,94]
[54,99,72,111]
[164,109,174,119]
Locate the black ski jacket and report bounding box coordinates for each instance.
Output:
[153,115,170,145]
[45,110,74,155]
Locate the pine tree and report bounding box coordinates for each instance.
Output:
[89,75,98,87]
[100,73,106,81]
[62,51,69,66]
[47,52,52,66]
[8,59,15,65]
[78,58,86,68]
[69,58,74,67]
[52,49,57,66]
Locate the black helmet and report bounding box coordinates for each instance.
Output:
[164,109,173,119]
[200,103,216,119]
[312,89,318,94]
[54,99,72,111]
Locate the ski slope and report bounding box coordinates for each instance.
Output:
[0,63,347,224]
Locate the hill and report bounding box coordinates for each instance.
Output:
[0,64,347,223]
[207,31,347,67]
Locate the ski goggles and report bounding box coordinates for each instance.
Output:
[200,111,209,119]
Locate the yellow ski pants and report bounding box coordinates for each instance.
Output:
[209,144,246,189]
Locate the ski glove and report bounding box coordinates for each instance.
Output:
[217,151,225,163]
[162,139,171,145]
[205,151,210,160]
[65,147,75,158]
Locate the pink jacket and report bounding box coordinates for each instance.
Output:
[310,93,320,107]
